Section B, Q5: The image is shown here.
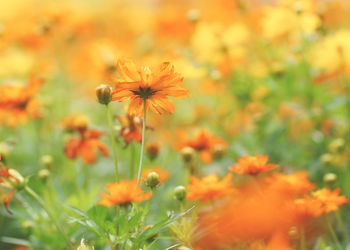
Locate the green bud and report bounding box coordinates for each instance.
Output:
[181,147,195,163]
[323,173,337,186]
[174,185,187,201]
[96,84,112,105]
[144,172,160,189]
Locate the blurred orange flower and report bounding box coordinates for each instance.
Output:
[112,58,188,116]
[265,171,316,196]
[117,113,143,145]
[229,155,278,175]
[0,76,44,127]
[187,173,236,202]
[61,114,90,132]
[175,129,227,163]
[311,188,348,214]
[99,180,152,206]
[64,129,109,164]
[141,166,170,183]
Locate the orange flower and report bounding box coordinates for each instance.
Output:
[0,76,44,127]
[64,129,109,164]
[187,173,236,202]
[229,155,278,175]
[99,180,152,206]
[0,165,23,214]
[291,188,348,223]
[141,166,170,183]
[175,129,227,163]
[265,171,316,196]
[117,113,143,145]
[311,188,348,214]
[112,58,188,116]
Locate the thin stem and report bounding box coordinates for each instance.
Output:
[130,141,136,179]
[327,214,342,250]
[25,186,70,246]
[106,103,120,182]
[115,205,120,250]
[137,99,147,184]
[335,210,349,243]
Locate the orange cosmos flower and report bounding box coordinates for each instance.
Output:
[175,129,227,163]
[229,155,278,175]
[64,129,109,164]
[265,171,316,196]
[291,188,348,224]
[112,58,188,116]
[0,76,44,127]
[141,166,170,183]
[116,113,143,145]
[187,173,236,202]
[99,180,152,206]
[311,188,348,214]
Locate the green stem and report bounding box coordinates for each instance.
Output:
[106,103,120,182]
[25,186,70,246]
[327,215,342,250]
[137,99,147,184]
[130,141,135,179]
[115,205,120,250]
[335,210,349,243]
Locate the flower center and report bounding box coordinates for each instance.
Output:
[133,87,157,99]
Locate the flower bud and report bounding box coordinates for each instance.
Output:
[174,185,187,201]
[146,142,160,160]
[213,144,225,159]
[144,172,160,189]
[38,169,50,180]
[323,173,337,186]
[40,155,54,168]
[181,147,195,163]
[328,138,345,153]
[96,84,112,105]
[321,153,333,165]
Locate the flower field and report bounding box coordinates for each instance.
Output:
[0,0,350,249]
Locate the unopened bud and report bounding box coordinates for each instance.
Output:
[38,169,50,180]
[40,155,54,168]
[144,172,160,189]
[321,153,333,165]
[96,84,113,105]
[323,173,337,186]
[213,144,225,159]
[146,142,160,160]
[174,185,187,201]
[328,138,345,153]
[181,147,195,163]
